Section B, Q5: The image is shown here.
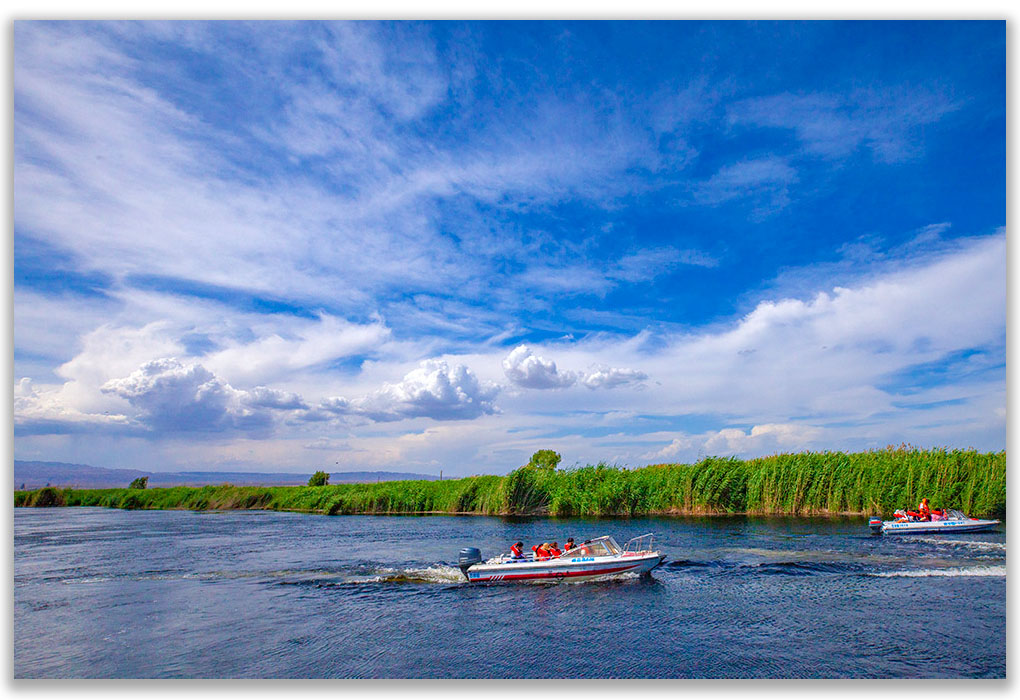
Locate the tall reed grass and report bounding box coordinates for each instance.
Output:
[14,447,1006,518]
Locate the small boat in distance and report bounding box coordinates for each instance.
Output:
[458,534,665,583]
[869,509,1000,535]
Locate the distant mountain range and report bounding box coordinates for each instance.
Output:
[14,460,438,490]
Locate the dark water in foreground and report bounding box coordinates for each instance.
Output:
[14,508,1005,679]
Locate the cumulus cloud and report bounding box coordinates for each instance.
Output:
[703,423,824,455]
[502,345,578,389]
[316,359,499,422]
[579,365,648,390]
[245,386,308,410]
[14,377,136,435]
[643,424,824,462]
[502,345,647,390]
[101,358,305,434]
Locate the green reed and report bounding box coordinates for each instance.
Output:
[13,447,1006,517]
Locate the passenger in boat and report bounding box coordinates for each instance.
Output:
[563,537,575,553]
[918,498,931,521]
[578,539,591,555]
[509,541,525,560]
[533,543,552,560]
[547,542,562,557]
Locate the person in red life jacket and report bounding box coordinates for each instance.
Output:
[509,541,524,560]
[563,537,575,553]
[532,543,551,560]
[547,542,562,557]
[918,498,931,521]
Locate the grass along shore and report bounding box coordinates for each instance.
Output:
[14,447,1006,518]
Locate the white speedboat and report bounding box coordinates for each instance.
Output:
[869,509,1000,535]
[458,534,666,583]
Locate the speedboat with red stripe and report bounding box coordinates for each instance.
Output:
[869,509,1000,535]
[457,534,665,583]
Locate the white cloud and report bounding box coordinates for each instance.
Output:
[703,423,824,455]
[14,377,134,435]
[502,345,647,391]
[641,423,824,462]
[245,386,308,410]
[728,88,959,163]
[319,359,499,422]
[502,345,578,389]
[203,313,391,386]
[101,358,303,434]
[694,156,798,218]
[645,436,695,462]
[579,366,648,390]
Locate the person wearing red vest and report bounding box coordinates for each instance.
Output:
[533,543,551,560]
[509,542,524,560]
[547,542,562,557]
[918,498,931,521]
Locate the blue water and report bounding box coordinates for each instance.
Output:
[13,508,1005,678]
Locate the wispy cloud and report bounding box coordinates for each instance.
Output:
[12,22,1003,473]
[727,87,960,163]
[694,156,798,219]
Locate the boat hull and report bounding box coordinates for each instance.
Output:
[464,552,666,583]
[877,519,1000,535]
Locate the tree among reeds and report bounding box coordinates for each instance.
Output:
[527,449,561,471]
[308,471,330,487]
[129,476,148,489]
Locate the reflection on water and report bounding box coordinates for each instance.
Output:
[14,508,1005,678]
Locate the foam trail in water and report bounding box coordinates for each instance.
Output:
[909,537,1006,552]
[346,565,465,584]
[870,565,1006,578]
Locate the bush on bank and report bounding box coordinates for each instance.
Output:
[13,447,1006,518]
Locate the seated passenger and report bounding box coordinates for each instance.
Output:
[509,541,525,560]
[563,537,575,553]
[533,543,552,560]
[547,542,562,557]
[918,498,931,522]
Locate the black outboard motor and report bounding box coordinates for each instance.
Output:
[458,547,483,579]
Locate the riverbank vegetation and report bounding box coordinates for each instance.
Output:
[13,447,1006,518]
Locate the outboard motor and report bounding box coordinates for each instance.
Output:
[458,547,483,579]
[869,517,884,535]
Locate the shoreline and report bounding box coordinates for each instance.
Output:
[12,499,886,518]
[12,448,1007,519]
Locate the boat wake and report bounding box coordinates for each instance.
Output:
[868,565,1006,578]
[345,565,466,584]
[908,537,1006,552]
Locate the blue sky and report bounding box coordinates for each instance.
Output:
[13,20,1005,474]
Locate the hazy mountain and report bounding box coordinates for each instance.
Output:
[14,461,438,490]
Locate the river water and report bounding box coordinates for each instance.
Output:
[13,507,1005,678]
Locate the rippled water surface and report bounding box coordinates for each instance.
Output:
[14,508,1005,678]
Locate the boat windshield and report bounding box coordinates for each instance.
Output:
[564,540,613,557]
